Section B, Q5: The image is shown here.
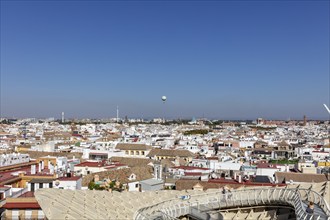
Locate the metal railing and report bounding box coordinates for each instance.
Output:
[134,188,330,220]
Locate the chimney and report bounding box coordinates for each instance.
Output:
[50,164,54,174]
[31,165,36,175]
[38,162,41,173]
[154,162,162,180]
[41,161,44,170]
[94,174,99,182]
[175,156,180,167]
[234,172,237,180]
[238,174,242,183]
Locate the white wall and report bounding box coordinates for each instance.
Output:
[256,168,280,181]
[28,182,52,191]
[53,179,82,190]
[0,188,11,199]
[239,141,255,148]
[127,181,140,192]
[74,166,106,176]
[56,157,68,170]
[0,153,30,167]
[312,151,329,160]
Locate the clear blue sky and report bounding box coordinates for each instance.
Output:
[1,0,329,120]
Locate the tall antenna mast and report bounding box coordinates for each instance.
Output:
[61,112,65,123]
[116,106,119,123]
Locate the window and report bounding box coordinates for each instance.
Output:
[12,210,19,219]
[39,183,43,189]
[25,209,32,219]
[129,174,136,181]
[135,184,139,188]
[49,182,53,188]
[38,210,45,218]
[31,183,35,192]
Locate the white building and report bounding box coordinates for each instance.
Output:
[0,153,30,167]
[256,163,282,182]
[27,178,55,192]
[74,160,128,176]
[53,176,82,190]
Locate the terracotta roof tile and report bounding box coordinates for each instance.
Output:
[147,149,195,157]
[3,202,40,209]
[82,166,153,186]
[275,172,329,183]
[116,143,152,151]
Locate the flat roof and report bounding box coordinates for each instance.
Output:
[57,176,81,181]
[30,178,55,183]
[140,178,164,185]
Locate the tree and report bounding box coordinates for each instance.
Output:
[88,181,96,190]
[88,181,104,190]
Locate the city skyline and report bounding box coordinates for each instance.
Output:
[1,0,329,119]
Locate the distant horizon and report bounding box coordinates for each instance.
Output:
[1,1,329,119]
[1,115,329,122]
[1,104,330,120]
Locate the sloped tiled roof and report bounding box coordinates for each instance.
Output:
[175,179,244,191]
[160,159,175,168]
[82,166,153,186]
[116,143,152,151]
[147,149,195,158]
[277,141,290,147]
[275,172,329,183]
[111,157,153,167]
[254,140,268,145]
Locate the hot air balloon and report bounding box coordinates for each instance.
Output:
[161,96,167,103]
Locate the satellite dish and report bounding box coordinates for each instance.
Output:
[161,96,167,102]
